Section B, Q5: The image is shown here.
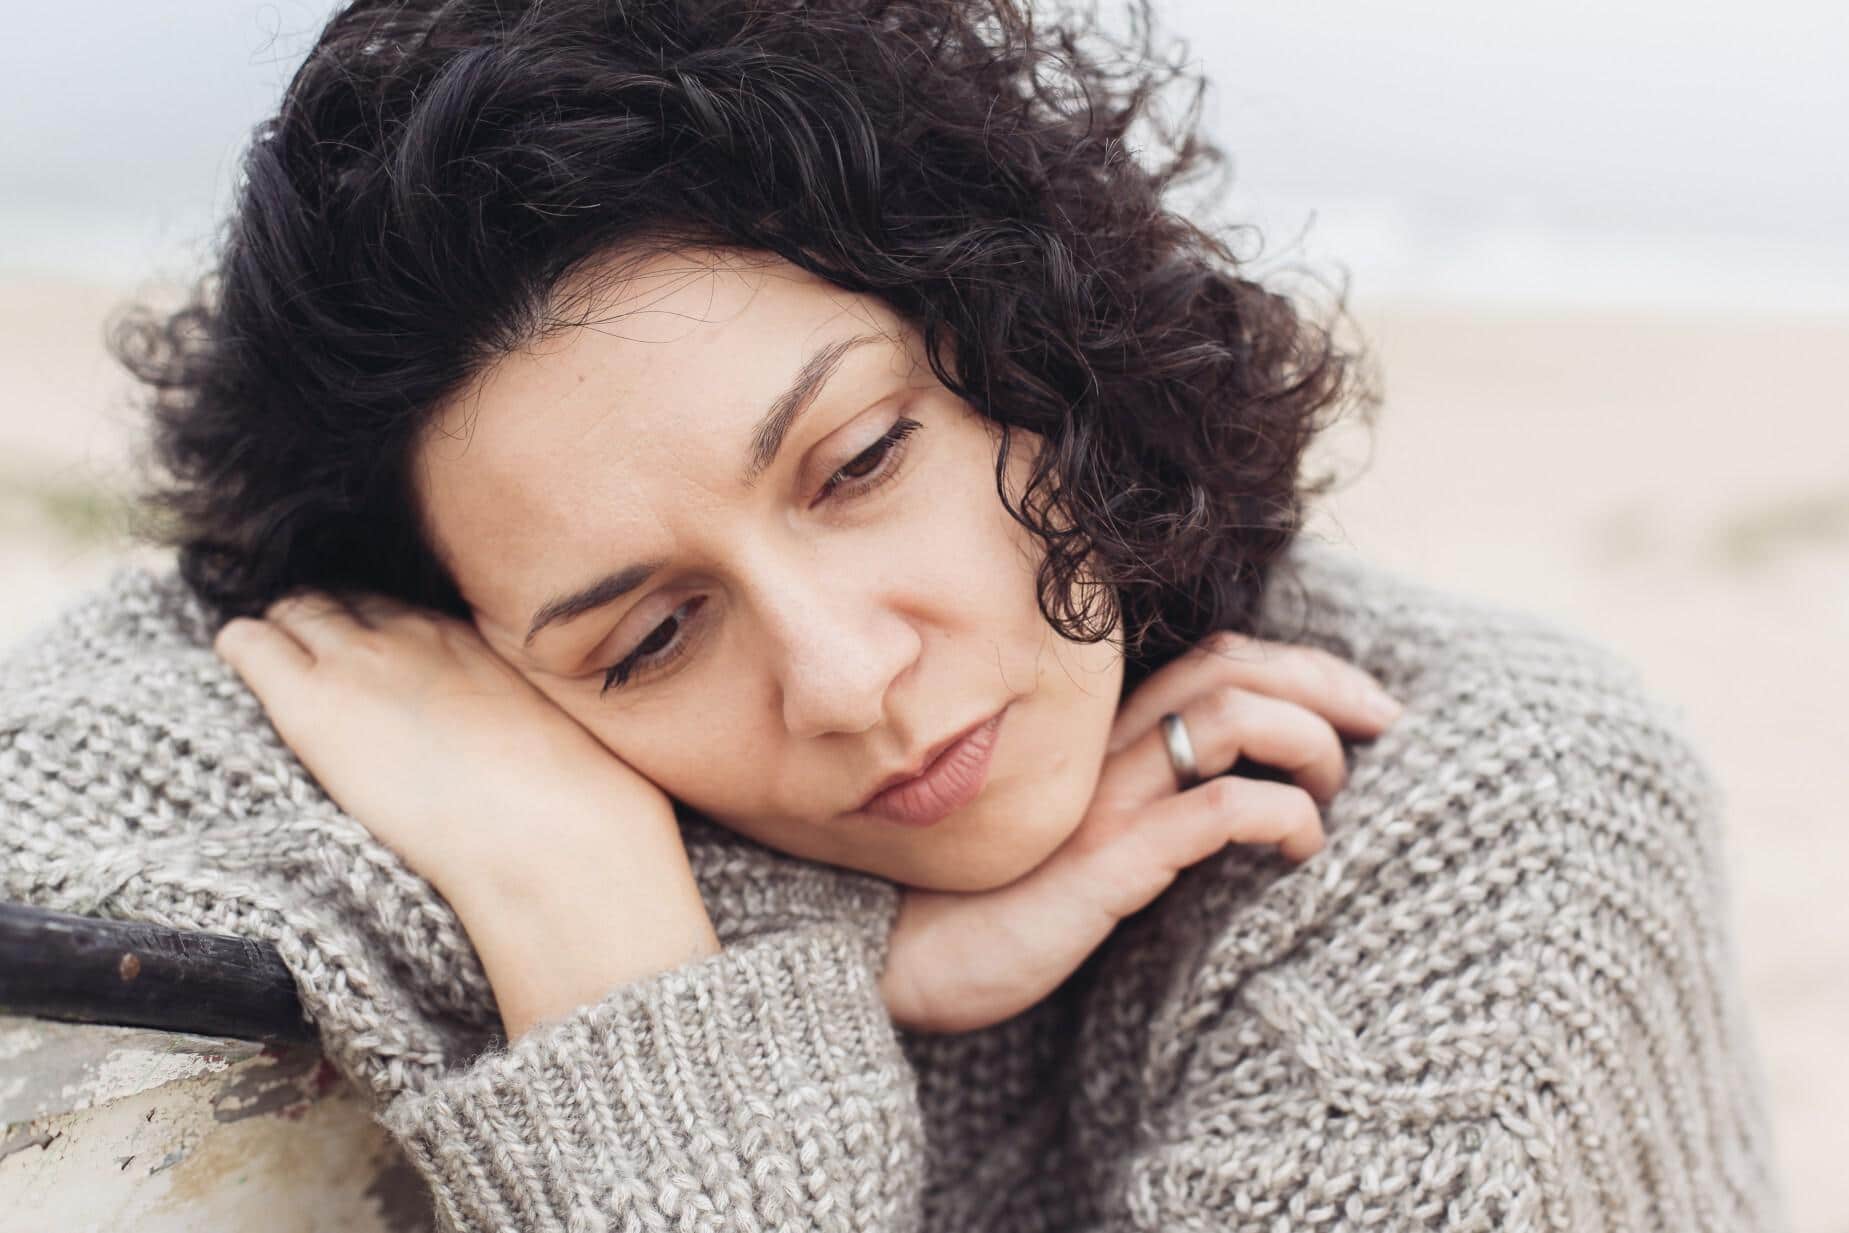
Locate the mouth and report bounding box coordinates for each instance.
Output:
[857,704,1009,828]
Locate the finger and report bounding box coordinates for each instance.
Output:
[1095,684,1346,813]
[1108,632,1399,755]
[1077,777,1325,919]
[264,590,368,656]
[212,615,315,693]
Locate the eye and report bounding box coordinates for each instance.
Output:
[813,416,922,504]
[599,596,705,694]
[598,417,923,697]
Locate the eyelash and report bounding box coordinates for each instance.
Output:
[598,416,923,695]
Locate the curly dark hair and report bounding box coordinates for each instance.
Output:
[111,0,1373,692]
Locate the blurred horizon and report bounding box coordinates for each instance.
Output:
[2,0,1845,316]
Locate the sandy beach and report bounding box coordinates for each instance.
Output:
[3,275,1845,1231]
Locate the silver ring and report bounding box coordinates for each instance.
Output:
[1159,712,1201,791]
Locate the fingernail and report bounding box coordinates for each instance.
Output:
[1368,691,1404,724]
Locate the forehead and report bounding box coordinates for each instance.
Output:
[411,248,909,620]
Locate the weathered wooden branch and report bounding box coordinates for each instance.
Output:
[0,902,313,1044]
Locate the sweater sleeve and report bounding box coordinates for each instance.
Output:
[1065,633,1789,1231]
[377,918,928,1233]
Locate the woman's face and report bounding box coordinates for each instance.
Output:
[413,248,1124,892]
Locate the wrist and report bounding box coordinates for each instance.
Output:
[426,757,678,901]
[438,788,721,1040]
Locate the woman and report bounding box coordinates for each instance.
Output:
[1,0,1784,1229]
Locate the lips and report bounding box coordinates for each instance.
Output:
[863,712,993,800]
[858,706,1008,828]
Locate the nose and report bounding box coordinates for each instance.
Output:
[755,561,920,739]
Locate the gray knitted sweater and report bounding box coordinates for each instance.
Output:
[1,538,1785,1231]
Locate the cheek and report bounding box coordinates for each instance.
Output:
[587,724,788,851]
[518,676,745,804]
[925,421,1048,597]
[587,703,767,804]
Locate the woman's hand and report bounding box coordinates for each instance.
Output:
[879,632,1404,1035]
[213,591,720,1039]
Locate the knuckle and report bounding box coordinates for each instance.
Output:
[1278,647,1340,698]
[1197,630,1253,660]
[1204,776,1246,812]
[330,592,375,627]
[1203,683,1247,730]
[271,589,335,623]
[1308,646,1366,695]
[345,627,391,658]
[348,593,416,631]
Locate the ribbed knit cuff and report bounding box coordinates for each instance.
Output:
[378,921,925,1233]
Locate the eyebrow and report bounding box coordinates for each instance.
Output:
[522,330,889,648]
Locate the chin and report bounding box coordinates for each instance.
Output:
[924,863,1045,894]
[901,793,1091,893]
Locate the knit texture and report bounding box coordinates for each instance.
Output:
[0,538,1787,1231]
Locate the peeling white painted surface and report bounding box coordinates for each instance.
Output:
[0,1027,44,1061]
[0,1017,433,1233]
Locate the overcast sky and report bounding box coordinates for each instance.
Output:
[3,0,1844,310]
